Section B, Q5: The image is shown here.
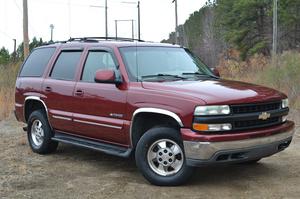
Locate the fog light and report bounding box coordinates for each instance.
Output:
[282,99,289,109]
[193,123,232,132]
[282,115,288,122]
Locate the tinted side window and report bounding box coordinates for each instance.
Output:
[50,51,82,81]
[81,51,117,82]
[19,47,55,77]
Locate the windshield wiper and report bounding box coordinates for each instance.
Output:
[142,74,187,80]
[182,72,217,79]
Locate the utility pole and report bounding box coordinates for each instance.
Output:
[68,0,71,37]
[13,39,16,61]
[13,39,16,54]
[23,0,29,59]
[115,20,118,39]
[115,20,135,39]
[105,0,108,38]
[121,1,141,40]
[131,20,134,40]
[90,1,108,38]
[50,24,54,42]
[172,0,178,44]
[272,0,278,66]
[137,1,141,40]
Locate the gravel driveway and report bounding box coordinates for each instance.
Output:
[0,112,299,199]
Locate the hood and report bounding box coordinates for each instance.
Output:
[142,79,286,105]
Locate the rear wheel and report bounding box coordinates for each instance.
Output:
[135,127,194,186]
[27,110,58,154]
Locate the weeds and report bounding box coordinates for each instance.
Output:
[0,62,20,120]
[218,51,300,108]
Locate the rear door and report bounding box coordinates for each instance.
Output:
[71,48,128,145]
[16,47,56,122]
[42,49,83,133]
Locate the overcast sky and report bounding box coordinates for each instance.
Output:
[0,0,206,52]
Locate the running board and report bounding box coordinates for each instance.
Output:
[52,132,132,158]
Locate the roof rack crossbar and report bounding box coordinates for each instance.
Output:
[68,37,144,42]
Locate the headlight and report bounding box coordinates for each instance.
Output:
[194,105,230,116]
[282,98,289,108]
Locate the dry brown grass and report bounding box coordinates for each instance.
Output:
[0,62,20,120]
[217,51,300,109]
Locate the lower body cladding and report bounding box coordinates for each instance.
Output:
[183,126,295,166]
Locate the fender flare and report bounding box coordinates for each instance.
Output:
[24,96,52,129]
[130,107,184,146]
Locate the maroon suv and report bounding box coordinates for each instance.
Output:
[15,37,295,186]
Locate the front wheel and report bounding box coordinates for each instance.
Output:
[135,127,194,186]
[239,158,261,165]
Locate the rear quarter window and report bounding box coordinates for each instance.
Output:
[19,47,56,77]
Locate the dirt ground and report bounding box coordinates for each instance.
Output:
[0,111,299,199]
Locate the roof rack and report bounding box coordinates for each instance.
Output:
[68,37,145,43]
[42,37,145,47]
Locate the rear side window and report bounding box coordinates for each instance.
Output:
[19,47,55,77]
[81,51,117,82]
[50,51,82,81]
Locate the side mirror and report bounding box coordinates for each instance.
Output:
[94,69,122,84]
[210,67,220,77]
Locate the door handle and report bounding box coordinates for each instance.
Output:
[75,89,84,96]
[45,86,52,92]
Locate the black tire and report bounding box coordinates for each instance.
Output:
[239,158,261,165]
[27,110,58,154]
[135,127,194,186]
[243,158,261,164]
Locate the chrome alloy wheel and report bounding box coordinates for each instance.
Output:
[31,119,44,147]
[147,139,184,176]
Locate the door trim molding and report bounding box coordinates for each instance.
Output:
[52,115,72,121]
[74,119,122,129]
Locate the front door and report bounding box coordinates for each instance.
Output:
[71,49,128,145]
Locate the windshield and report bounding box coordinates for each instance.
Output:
[119,46,214,81]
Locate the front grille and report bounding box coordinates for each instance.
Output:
[231,101,281,114]
[193,101,288,133]
[234,117,281,130]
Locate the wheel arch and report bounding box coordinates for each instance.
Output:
[130,108,184,148]
[24,96,51,127]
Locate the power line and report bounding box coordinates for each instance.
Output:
[13,0,38,37]
[13,0,22,13]
[0,29,13,40]
[121,1,141,40]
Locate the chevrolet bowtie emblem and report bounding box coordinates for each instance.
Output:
[258,112,271,120]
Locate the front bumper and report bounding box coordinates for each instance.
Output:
[182,121,295,166]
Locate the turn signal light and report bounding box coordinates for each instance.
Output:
[193,123,209,131]
[193,123,232,132]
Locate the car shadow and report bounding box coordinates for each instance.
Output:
[54,143,279,186]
